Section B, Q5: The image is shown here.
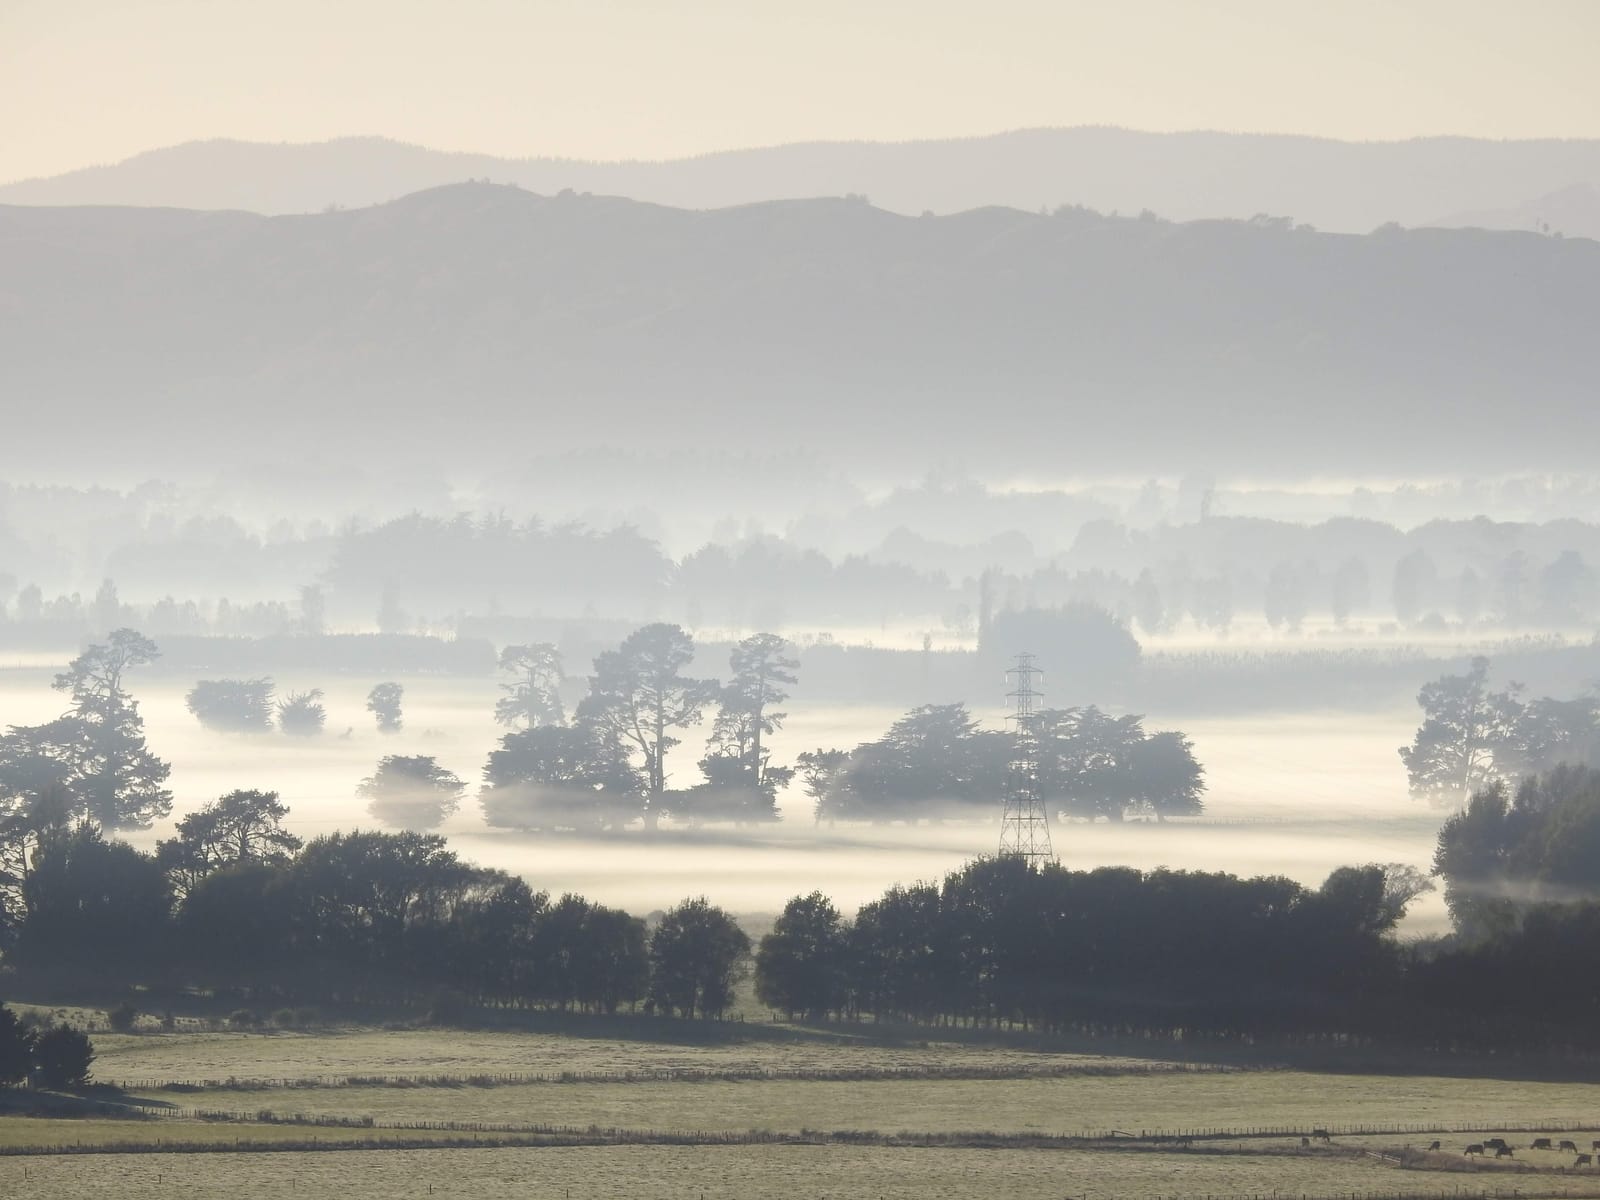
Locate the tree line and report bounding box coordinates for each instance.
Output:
[1,787,749,1020]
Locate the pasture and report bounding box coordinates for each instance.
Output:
[10,1024,1600,1196]
[0,1142,1522,1200]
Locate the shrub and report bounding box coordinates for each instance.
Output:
[107,1001,139,1033]
[227,1009,258,1030]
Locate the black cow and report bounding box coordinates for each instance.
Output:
[1497,1146,1516,1159]
[1464,1145,1485,1157]
[1427,1140,1441,1151]
[1532,1137,1553,1150]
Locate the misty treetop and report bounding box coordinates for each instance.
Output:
[480,626,799,831]
[813,701,1204,824]
[1400,655,1600,806]
[360,755,466,831]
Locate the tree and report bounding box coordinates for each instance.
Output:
[1126,730,1207,819]
[648,897,750,1018]
[1538,550,1596,626]
[1263,562,1309,632]
[367,682,404,733]
[277,689,328,736]
[494,643,565,728]
[186,678,276,732]
[16,825,172,971]
[1131,569,1166,636]
[479,723,641,831]
[796,748,849,824]
[683,635,799,824]
[31,1025,94,1089]
[5,630,173,830]
[360,756,466,830]
[829,704,1007,821]
[1399,657,1522,806]
[156,789,302,897]
[981,604,1140,698]
[1034,706,1146,821]
[1434,766,1600,941]
[580,624,718,829]
[0,1005,35,1087]
[755,892,846,1020]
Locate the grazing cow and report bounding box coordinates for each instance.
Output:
[1532,1137,1553,1150]
[1428,1141,1441,1151]
[1577,1153,1593,1168]
[1497,1146,1516,1159]
[1300,1137,1310,1147]
[1464,1145,1485,1156]
[1561,1140,1580,1153]
[1484,1139,1509,1153]
[1312,1128,1331,1142]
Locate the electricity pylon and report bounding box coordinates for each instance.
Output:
[998,651,1055,866]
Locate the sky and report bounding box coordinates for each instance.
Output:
[4,0,1600,183]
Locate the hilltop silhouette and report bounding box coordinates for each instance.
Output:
[4,129,1600,234]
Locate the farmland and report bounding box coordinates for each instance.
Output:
[7,1022,1600,1198]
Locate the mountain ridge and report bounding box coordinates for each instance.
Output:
[7,129,1600,234]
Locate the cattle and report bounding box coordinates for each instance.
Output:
[1497,1146,1516,1159]
[1311,1128,1331,1142]
[1427,1141,1441,1151]
[1561,1140,1580,1153]
[1577,1153,1594,1168]
[1532,1137,1553,1150]
[1300,1137,1310,1147]
[1592,1140,1600,1152]
[1484,1138,1509,1152]
[1464,1145,1485,1156]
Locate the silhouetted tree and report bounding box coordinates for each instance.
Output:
[1399,657,1522,806]
[0,631,172,829]
[755,892,846,1020]
[367,682,404,734]
[359,756,465,830]
[648,897,749,1018]
[156,789,302,898]
[17,825,171,971]
[277,689,327,736]
[30,1025,94,1089]
[1434,766,1600,942]
[680,634,798,824]
[580,624,718,829]
[0,1006,34,1086]
[187,678,276,732]
[494,643,566,728]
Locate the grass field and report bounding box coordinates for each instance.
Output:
[90,1027,1173,1086]
[124,1072,1600,1138]
[0,1143,1486,1200]
[12,1025,1600,1197]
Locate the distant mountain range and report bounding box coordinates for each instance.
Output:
[3,183,1596,480]
[5,129,1600,236]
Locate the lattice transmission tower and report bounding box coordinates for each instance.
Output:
[998,651,1055,866]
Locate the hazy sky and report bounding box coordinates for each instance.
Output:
[5,0,1600,183]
